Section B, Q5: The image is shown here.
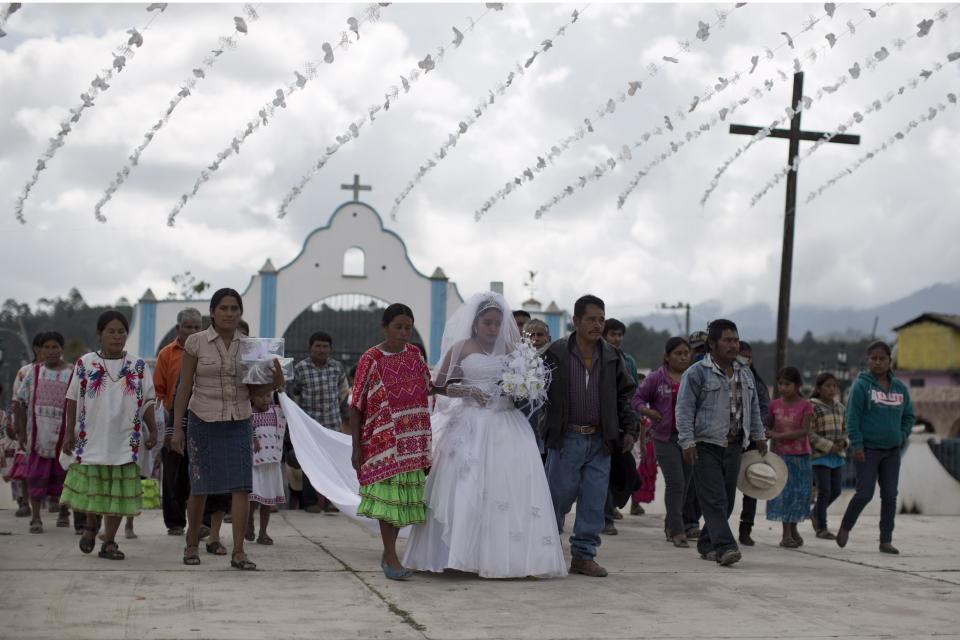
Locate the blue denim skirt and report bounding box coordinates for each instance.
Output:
[187,412,252,495]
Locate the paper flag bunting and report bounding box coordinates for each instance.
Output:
[806,91,957,203]
[167,3,386,226]
[277,6,494,220]
[389,7,586,221]
[473,3,749,222]
[539,2,849,217]
[94,6,259,223]
[749,51,960,208]
[699,3,944,208]
[15,3,167,224]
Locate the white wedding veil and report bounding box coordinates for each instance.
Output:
[432,291,521,388]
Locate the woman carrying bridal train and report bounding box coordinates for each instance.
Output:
[402,293,567,578]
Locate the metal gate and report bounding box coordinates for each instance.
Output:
[282,293,424,375]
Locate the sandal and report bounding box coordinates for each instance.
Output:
[256,533,274,546]
[79,526,97,554]
[183,545,201,565]
[779,538,801,548]
[230,552,257,570]
[98,541,125,560]
[29,520,43,534]
[56,512,70,528]
[816,529,837,540]
[206,540,227,555]
[245,527,255,542]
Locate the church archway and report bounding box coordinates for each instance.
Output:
[282,293,424,373]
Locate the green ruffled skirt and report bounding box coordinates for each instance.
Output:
[60,462,142,517]
[357,470,426,527]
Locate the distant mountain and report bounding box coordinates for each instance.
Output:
[627,282,960,341]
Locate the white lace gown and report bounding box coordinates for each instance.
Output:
[402,353,567,578]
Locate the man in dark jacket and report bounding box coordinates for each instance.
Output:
[543,295,638,577]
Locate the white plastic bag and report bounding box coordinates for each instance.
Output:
[239,337,294,384]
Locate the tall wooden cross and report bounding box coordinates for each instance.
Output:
[341,174,371,202]
[729,72,860,377]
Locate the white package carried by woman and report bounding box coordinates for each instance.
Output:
[239,337,294,384]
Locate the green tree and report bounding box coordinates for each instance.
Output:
[168,271,211,300]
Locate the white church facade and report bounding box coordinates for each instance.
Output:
[126,199,567,365]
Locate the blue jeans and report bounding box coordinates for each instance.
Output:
[546,432,610,561]
[693,442,742,558]
[841,447,901,543]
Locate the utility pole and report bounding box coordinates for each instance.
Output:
[661,302,691,337]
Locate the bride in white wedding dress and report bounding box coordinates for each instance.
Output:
[402,293,567,578]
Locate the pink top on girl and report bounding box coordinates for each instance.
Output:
[769,397,814,456]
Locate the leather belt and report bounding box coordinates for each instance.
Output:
[569,424,599,435]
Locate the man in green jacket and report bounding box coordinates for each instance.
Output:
[837,341,915,554]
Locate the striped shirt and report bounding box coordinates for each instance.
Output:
[568,341,601,427]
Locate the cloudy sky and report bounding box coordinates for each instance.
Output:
[1,2,958,322]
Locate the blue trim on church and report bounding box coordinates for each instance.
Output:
[429,279,447,365]
[260,273,277,338]
[546,311,562,342]
[139,301,156,357]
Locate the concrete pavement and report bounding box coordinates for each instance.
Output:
[0,506,957,639]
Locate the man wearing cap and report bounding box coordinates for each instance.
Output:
[675,319,767,566]
[688,330,709,363]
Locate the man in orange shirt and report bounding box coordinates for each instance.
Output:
[155,308,202,536]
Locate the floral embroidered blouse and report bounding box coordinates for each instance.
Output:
[65,352,156,466]
[350,344,431,487]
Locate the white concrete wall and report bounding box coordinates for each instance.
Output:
[273,202,435,350]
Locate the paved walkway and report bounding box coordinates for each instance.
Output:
[0,506,957,639]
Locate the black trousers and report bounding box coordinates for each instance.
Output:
[739,440,759,526]
[161,447,191,529]
[695,442,743,557]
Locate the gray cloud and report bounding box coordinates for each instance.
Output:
[1,3,958,318]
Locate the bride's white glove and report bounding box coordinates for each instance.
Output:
[446,383,489,406]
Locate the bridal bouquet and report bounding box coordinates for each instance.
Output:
[499,337,551,413]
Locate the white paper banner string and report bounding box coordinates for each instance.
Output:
[388,6,587,222]
[277,5,499,219]
[700,4,951,208]
[13,3,168,224]
[807,89,957,203]
[535,2,860,218]
[473,2,749,221]
[166,3,388,227]
[94,5,259,223]
[0,2,22,37]
[749,49,960,208]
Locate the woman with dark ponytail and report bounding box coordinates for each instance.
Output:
[171,288,282,570]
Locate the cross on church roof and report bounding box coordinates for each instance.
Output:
[341,174,372,202]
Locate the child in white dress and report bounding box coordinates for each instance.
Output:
[247,387,286,545]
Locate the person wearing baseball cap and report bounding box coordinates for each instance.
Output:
[688,331,708,363]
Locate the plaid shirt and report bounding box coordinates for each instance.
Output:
[290,358,347,429]
[706,357,743,440]
[810,398,847,459]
